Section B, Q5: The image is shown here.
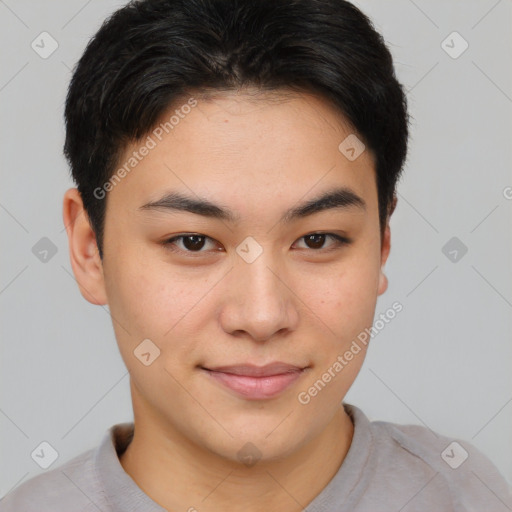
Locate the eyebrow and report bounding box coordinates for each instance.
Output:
[138,186,366,224]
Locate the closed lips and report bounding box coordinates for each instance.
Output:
[202,363,306,377]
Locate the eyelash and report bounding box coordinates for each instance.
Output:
[161,232,351,255]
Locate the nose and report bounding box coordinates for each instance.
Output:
[219,250,300,342]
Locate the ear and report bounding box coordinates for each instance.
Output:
[62,188,108,305]
[377,195,397,296]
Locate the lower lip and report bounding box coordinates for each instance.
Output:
[203,369,305,400]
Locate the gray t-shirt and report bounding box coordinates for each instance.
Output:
[1,404,511,511]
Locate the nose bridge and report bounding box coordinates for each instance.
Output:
[235,234,280,289]
[221,243,298,340]
[237,247,284,311]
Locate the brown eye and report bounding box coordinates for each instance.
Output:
[162,232,350,256]
[163,234,218,253]
[181,235,206,251]
[304,233,328,249]
[295,233,351,251]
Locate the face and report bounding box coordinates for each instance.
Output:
[74,89,391,462]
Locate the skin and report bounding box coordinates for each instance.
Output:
[63,88,393,512]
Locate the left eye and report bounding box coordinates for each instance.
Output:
[293,233,350,251]
[162,232,350,254]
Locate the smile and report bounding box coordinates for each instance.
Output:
[201,363,308,400]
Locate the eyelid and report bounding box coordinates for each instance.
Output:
[162,233,219,254]
[293,233,352,250]
[162,232,351,255]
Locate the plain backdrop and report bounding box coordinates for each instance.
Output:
[1,0,511,497]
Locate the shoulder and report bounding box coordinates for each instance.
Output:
[367,411,512,510]
[0,443,105,512]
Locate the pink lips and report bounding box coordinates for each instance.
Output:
[202,362,306,400]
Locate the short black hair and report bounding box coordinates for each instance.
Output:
[64,0,409,259]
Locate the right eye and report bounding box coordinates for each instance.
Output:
[162,233,222,254]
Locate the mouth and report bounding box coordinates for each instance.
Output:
[200,362,309,400]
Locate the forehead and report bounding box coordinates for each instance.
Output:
[106,89,377,220]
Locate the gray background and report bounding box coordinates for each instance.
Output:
[1,0,511,498]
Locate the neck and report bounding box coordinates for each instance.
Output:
[119,393,354,512]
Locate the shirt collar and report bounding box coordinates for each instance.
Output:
[304,403,374,511]
[95,422,167,511]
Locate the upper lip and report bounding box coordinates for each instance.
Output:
[203,362,306,377]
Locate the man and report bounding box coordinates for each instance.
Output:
[2,0,510,510]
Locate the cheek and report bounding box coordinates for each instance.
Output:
[302,253,381,343]
[103,252,225,372]
[103,259,200,400]
[105,253,194,335]
[294,257,380,412]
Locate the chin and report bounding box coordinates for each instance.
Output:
[203,417,312,464]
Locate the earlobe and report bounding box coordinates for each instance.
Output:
[377,270,388,296]
[62,188,108,305]
[377,206,393,296]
